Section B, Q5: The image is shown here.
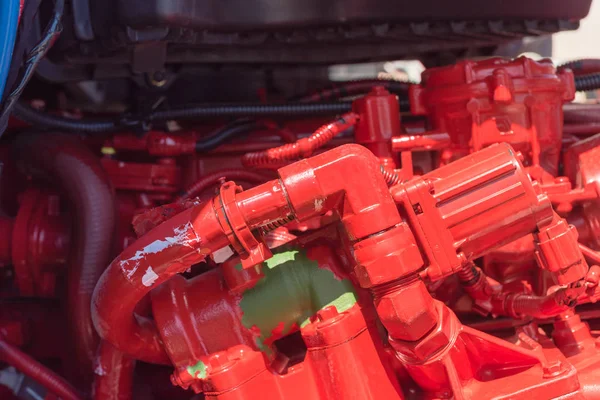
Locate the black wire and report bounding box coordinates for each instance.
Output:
[195,121,261,152]
[149,102,352,121]
[0,0,64,137]
[10,101,354,134]
[558,60,586,72]
[13,102,121,133]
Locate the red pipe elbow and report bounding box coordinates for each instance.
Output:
[277,144,401,240]
[92,144,403,363]
[91,202,230,364]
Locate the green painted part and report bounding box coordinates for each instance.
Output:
[186,360,208,379]
[239,248,357,353]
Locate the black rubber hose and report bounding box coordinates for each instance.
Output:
[195,121,261,152]
[558,59,600,76]
[12,101,354,133]
[150,102,352,121]
[13,102,121,132]
[574,73,600,92]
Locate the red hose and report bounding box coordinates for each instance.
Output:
[459,263,581,319]
[241,112,359,168]
[176,169,271,202]
[506,287,582,319]
[0,337,82,400]
[93,341,135,400]
[209,137,353,154]
[91,202,230,363]
[15,134,116,383]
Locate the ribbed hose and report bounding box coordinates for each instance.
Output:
[13,101,353,133]
[150,102,352,120]
[507,289,578,319]
[559,59,600,76]
[176,169,272,202]
[458,263,580,319]
[13,102,120,132]
[14,134,116,385]
[242,112,359,168]
[574,73,600,92]
[0,337,82,400]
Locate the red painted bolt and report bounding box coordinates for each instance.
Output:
[317,305,339,322]
[171,368,194,388]
[208,351,234,373]
[542,361,564,378]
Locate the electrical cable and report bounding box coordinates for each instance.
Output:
[0,0,64,137]
[0,0,20,101]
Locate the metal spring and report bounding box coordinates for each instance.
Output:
[457,263,479,285]
[380,165,400,186]
[259,214,296,235]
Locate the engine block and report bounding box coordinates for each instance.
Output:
[1,56,600,400]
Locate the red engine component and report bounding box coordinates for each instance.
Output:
[2,55,600,400]
[409,57,575,178]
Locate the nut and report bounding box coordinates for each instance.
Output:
[390,301,457,361]
[374,280,437,341]
[316,305,339,322]
[542,361,564,378]
[353,224,423,288]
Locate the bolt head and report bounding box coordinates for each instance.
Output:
[390,302,457,361]
[375,280,437,341]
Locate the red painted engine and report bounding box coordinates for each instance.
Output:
[2,56,600,400]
